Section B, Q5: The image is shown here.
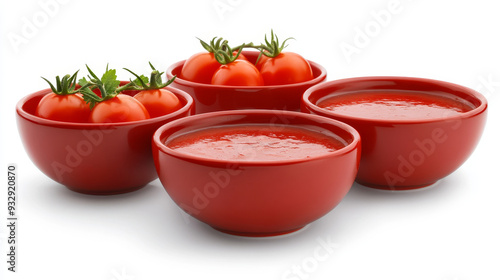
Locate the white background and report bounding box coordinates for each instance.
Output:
[1,0,499,279]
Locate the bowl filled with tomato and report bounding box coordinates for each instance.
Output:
[16,66,195,195]
[152,110,361,237]
[166,33,327,113]
[302,76,488,190]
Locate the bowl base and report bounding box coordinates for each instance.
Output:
[65,184,147,195]
[356,180,439,191]
[212,226,306,237]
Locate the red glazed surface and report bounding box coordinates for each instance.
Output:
[302,76,488,190]
[16,85,194,195]
[152,110,361,237]
[166,51,327,113]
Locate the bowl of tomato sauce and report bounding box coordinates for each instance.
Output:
[302,76,488,190]
[16,84,195,195]
[166,51,327,114]
[152,110,361,237]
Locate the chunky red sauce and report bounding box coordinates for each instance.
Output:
[167,125,345,161]
[317,90,473,120]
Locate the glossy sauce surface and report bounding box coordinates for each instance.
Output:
[167,125,345,161]
[317,90,473,120]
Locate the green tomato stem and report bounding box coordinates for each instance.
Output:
[41,70,80,95]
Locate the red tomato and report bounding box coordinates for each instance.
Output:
[36,93,91,122]
[211,60,264,86]
[254,53,270,70]
[92,87,102,97]
[233,51,248,61]
[179,52,221,84]
[133,89,182,118]
[89,94,150,123]
[260,52,314,85]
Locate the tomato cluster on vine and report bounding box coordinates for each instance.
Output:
[179,30,314,86]
[35,31,313,123]
[36,63,182,123]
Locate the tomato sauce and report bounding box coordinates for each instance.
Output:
[167,125,345,161]
[317,90,473,120]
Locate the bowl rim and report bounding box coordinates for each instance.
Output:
[166,50,327,90]
[302,76,488,124]
[16,85,194,128]
[153,109,361,167]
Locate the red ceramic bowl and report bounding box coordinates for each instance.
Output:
[166,51,327,113]
[153,110,361,237]
[16,85,194,195]
[302,76,488,190]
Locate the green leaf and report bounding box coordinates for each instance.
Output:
[101,68,120,98]
[133,74,149,87]
[77,76,99,109]
[78,77,89,87]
